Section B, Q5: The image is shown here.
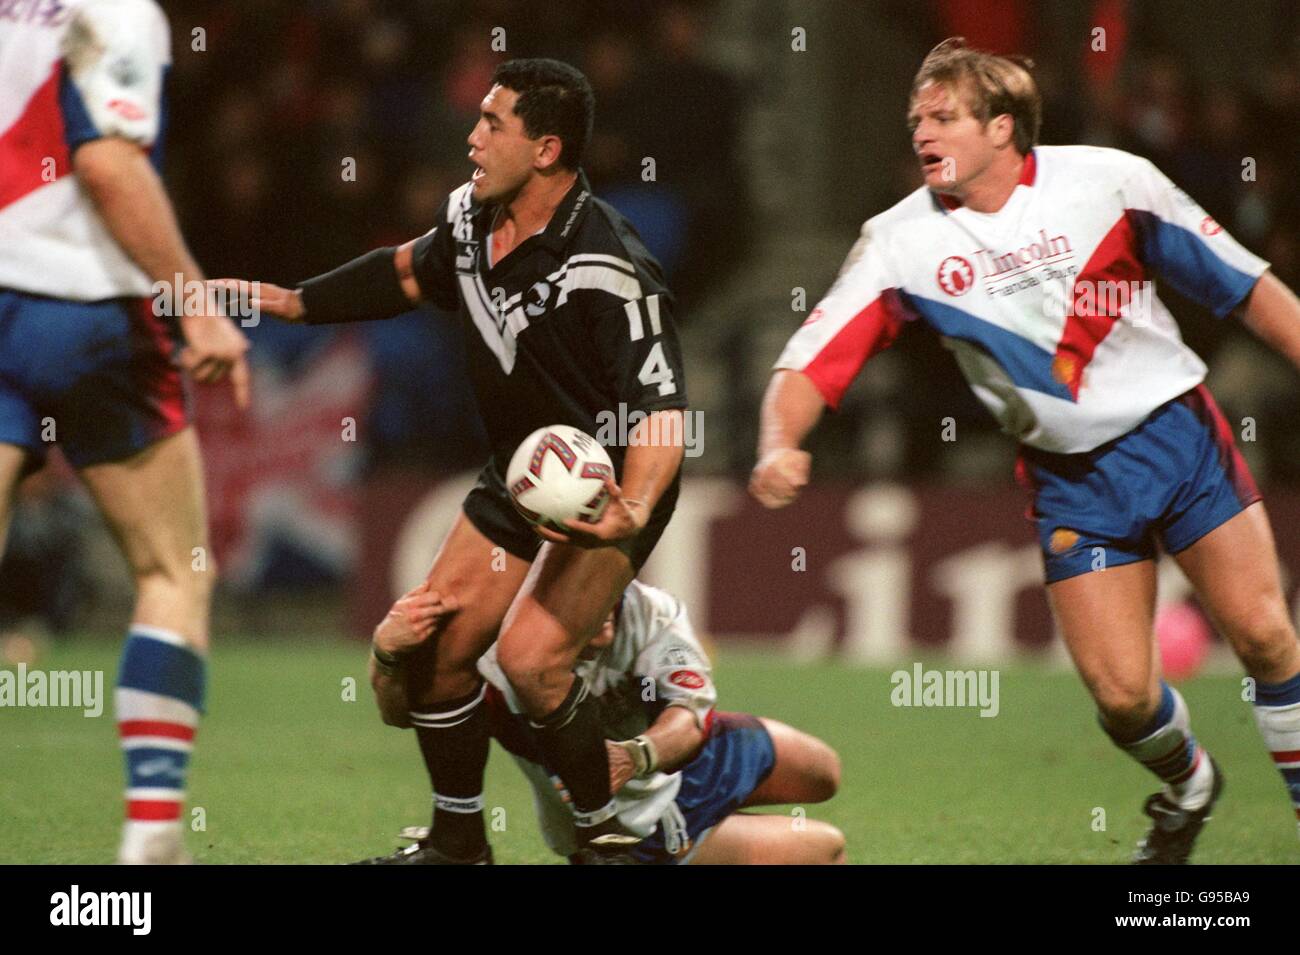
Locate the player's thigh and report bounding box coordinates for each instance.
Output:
[742,718,840,807]
[688,813,846,865]
[78,427,209,582]
[0,442,29,551]
[496,542,635,710]
[405,511,532,698]
[1172,502,1299,681]
[1046,559,1161,724]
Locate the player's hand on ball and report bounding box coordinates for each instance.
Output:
[605,740,636,793]
[177,306,251,410]
[206,279,306,324]
[749,448,811,508]
[534,477,647,547]
[373,582,460,657]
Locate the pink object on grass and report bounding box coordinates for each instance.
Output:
[1156,602,1212,681]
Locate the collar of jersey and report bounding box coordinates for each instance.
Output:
[472,168,594,258]
[932,148,1037,214]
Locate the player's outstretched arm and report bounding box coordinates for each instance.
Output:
[368,582,460,728]
[75,138,250,408]
[209,237,430,327]
[749,369,825,509]
[606,705,706,792]
[1239,271,1300,372]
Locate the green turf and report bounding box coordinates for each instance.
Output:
[1,638,1295,863]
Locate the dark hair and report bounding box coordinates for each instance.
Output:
[490,58,595,170]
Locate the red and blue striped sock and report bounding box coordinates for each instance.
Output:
[115,625,206,862]
[1252,670,1300,836]
[1104,681,1215,810]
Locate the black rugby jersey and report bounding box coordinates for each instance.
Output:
[411,171,689,478]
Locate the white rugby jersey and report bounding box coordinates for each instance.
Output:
[0,0,170,300]
[776,146,1270,453]
[478,580,716,858]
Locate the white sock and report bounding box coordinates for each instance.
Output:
[1168,749,1215,811]
[1251,672,1300,835]
[118,820,187,864]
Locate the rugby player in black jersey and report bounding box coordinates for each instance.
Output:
[218,59,688,864]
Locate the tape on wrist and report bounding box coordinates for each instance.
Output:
[618,735,659,777]
[371,642,402,674]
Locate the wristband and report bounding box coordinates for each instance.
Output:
[298,247,411,325]
[617,735,659,778]
[371,642,403,674]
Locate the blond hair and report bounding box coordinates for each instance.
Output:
[911,37,1041,154]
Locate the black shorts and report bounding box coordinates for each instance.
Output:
[462,459,677,571]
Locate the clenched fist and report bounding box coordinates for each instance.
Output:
[749,448,811,509]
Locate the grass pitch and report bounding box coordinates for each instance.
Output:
[2,637,1294,863]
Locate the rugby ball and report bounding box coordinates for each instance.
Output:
[506,425,614,530]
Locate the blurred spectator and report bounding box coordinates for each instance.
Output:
[640,2,753,302]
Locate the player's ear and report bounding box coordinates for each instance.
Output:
[990,114,1014,149]
[535,134,564,171]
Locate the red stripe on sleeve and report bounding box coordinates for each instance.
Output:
[801,290,907,410]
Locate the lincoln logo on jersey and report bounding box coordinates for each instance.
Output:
[937,256,975,296]
[974,230,1073,280]
[938,231,1076,298]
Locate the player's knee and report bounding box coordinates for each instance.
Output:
[1225,605,1297,677]
[496,631,571,713]
[1093,682,1158,730]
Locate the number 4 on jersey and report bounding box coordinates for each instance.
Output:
[638,342,676,396]
[626,294,677,397]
